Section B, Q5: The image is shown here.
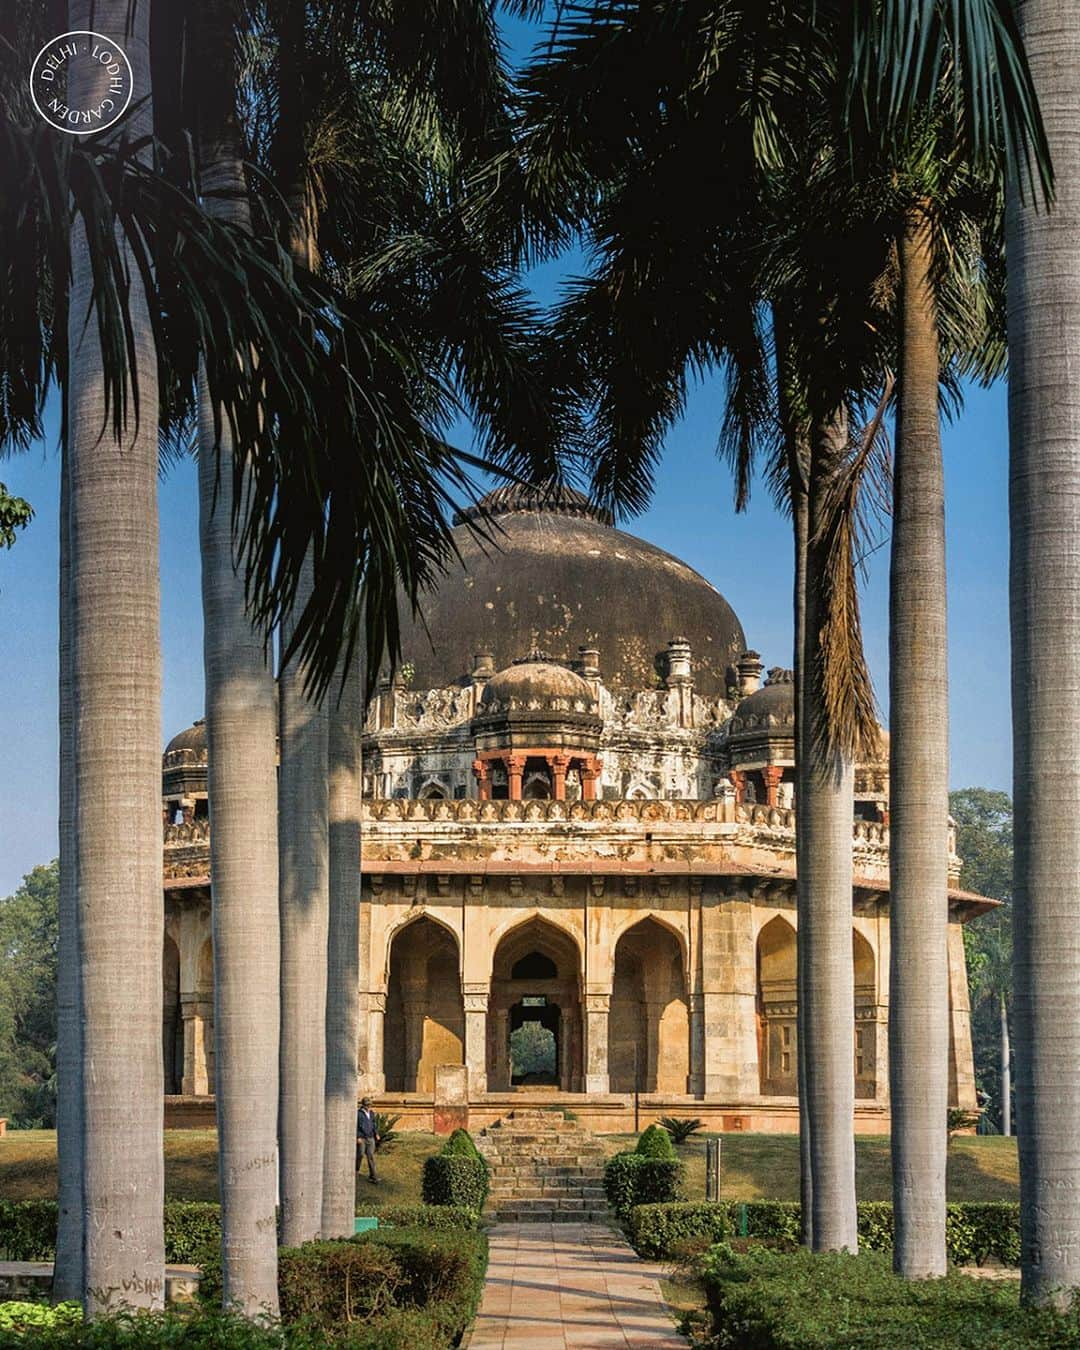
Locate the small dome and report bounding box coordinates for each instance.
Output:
[730,669,794,735]
[164,719,207,758]
[480,655,596,711]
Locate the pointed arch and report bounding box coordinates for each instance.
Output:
[757,916,797,1095]
[610,917,690,1093]
[488,915,583,1091]
[384,915,463,1092]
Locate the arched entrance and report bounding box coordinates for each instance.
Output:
[610,918,690,1092]
[384,917,464,1092]
[162,934,182,1094]
[756,917,797,1095]
[489,919,582,1091]
[853,929,877,1098]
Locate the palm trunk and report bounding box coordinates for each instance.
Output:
[196,1,281,1309]
[1000,994,1012,1138]
[1006,0,1080,1308]
[67,0,164,1313]
[793,484,813,1249]
[278,570,330,1246]
[801,411,858,1252]
[889,206,949,1279]
[53,443,82,1302]
[275,0,331,1247]
[321,659,363,1238]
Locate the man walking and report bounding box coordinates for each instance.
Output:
[357,1097,380,1183]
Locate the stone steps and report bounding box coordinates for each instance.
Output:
[477,1108,610,1225]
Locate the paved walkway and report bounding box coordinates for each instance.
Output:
[466,1222,686,1349]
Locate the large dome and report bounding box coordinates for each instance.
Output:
[397,484,746,697]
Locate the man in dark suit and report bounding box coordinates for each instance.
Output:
[356,1097,380,1183]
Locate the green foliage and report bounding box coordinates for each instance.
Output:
[509,1021,556,1079]
[278,1241,402,1326]
[374,1204,481,1231]
[0,1303,79,1332]
[951,788,1014,1132]
[603,1152,684,1216]
[360,1228,487,1337]
[372,1112,401,1152]
[623,1199,1021,1265]
[658,1116,704,1145]
[0,862,58,1126]
[627,1202,732,1257]
[0,484,32,551]
[635,1124,676,1158]
[421,1131,489,1210]
[699,1246,1079,1349]
[0,1199,221,1264]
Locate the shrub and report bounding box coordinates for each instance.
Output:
[604,1152,684,1216]
[374,1204,481,1232]
[0,1302,80,1332]
[658,1116,704,1145]
[627,1202,731,1257]
[627,1200,1022,1265]
[700,1245,1080,1349]
[372,1112,401,1152]
[635,1124,676,1158]
[421,1130,489,1210]
[0,1200,223,1265]
[361,1228,487,1335]
[277,1240,403,1326]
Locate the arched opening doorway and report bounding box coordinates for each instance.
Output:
[162,933,182,1094]
[756,916,797,1096]
[489,919,582,1091]
[853,929,877,1098]
[610,918,690,1092]
[384,917,464,1092]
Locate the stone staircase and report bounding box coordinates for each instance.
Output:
[476,1109,609,1223]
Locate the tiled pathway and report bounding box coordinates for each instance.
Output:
[466,1222,687,1349]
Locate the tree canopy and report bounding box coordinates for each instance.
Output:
[0,860,58,1126]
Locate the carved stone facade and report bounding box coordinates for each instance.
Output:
[162,484,989,1131]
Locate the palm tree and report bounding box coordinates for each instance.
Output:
[322,657,363,1239]
[66,0,165,1312]
[1005,0,1079,1305]
[190,0,281,1313]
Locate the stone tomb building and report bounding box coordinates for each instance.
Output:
[162,483,990,1132]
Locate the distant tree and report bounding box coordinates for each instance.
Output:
[510,1022,556,1079]
[950,789,1013,1134]
[0,484,31,550]
[0,861,58,1126]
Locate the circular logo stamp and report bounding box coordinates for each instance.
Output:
[29,31,134,135]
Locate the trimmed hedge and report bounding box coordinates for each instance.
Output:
[374,1203,482,1232]
[627,1201,732,1257]
[624,1199,1022,1266]
[604,1153,684,1217]
[421,1130,489,1210]
[0,1200,222,1264]
[700,1246,1080,1349]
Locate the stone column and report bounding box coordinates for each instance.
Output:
[463,986,489,1095]
[180,995,212,1095]
[551,754,570,801]
[492,1008,509,1091]
[585,992,611,1094]
[688,992,705,1096]
[700,886,759,1098]
[507,754,525,801]
[762,766,783,807]
[947,918,978,1109]
[728,770,746,804]
[367,992,386,1093]
[472,757,491,800]
[580,756,602,801]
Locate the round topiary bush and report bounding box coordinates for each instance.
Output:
[635,1124,676,1159]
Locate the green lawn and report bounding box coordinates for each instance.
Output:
[0,1129,1018,1206]
[598,1132,1019,1202]
[0,1129,442,1209]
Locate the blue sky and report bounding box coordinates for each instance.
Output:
[0,10,1014,898]
[0,371,1011,899]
